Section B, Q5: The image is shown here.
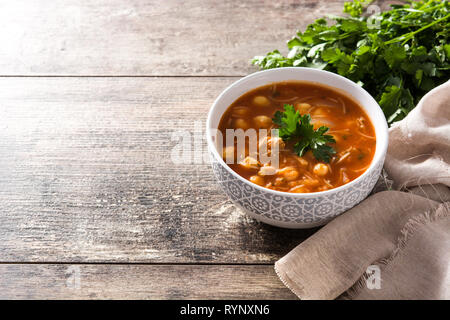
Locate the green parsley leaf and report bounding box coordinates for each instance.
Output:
[272,104,301,140]
[272,105,336,163]
[384,45,407,68]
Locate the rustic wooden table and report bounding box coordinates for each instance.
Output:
[0,0,390,299]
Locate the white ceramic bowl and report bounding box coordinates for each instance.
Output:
[207,67,388,228]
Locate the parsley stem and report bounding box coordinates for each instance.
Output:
[384,12,450,45]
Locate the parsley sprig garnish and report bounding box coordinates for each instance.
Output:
[273,104,336,163]
[253,0,450,125]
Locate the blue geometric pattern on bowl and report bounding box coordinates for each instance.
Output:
[210,152,384,226]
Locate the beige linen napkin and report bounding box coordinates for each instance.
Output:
[275,81,450,300]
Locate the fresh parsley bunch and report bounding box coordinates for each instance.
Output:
[273,104,336,163]
[252,0,450,125]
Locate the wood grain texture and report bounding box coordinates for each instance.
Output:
[0,264,297,299]
[0,0,352,76]
[0,0,402,299]
[0,77,317,263]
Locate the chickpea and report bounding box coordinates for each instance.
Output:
[288,180,302,188]
[222,146,235,162]
[250,175,265,186]
[312,107,328,117]
[258,165,277,176]
[303,178,320,187]
[296,157,308,167]
[273,177,286,186]
[234,118,250,130]
[253,96,270,107]
[313,163,329,176]
[285,170,299,181]
[231,106,250,117]
[295,103,311,114]
[279,166,299,181]
[253,115,272,128]
[239,156,260,170]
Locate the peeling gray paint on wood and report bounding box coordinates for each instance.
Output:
[0,77,317,264]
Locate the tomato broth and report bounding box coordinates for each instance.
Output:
[218,81,376,193]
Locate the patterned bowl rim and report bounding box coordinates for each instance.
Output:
[206,67,388,198]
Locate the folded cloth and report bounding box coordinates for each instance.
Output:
[385,81,450,188]
[274,81,450,300]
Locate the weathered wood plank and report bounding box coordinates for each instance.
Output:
[0,264,297,299]
[0,77,316,263]
[0,0,352,76]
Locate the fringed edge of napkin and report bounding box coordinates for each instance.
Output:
[274,261,303,300]
[342,202,450,299]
